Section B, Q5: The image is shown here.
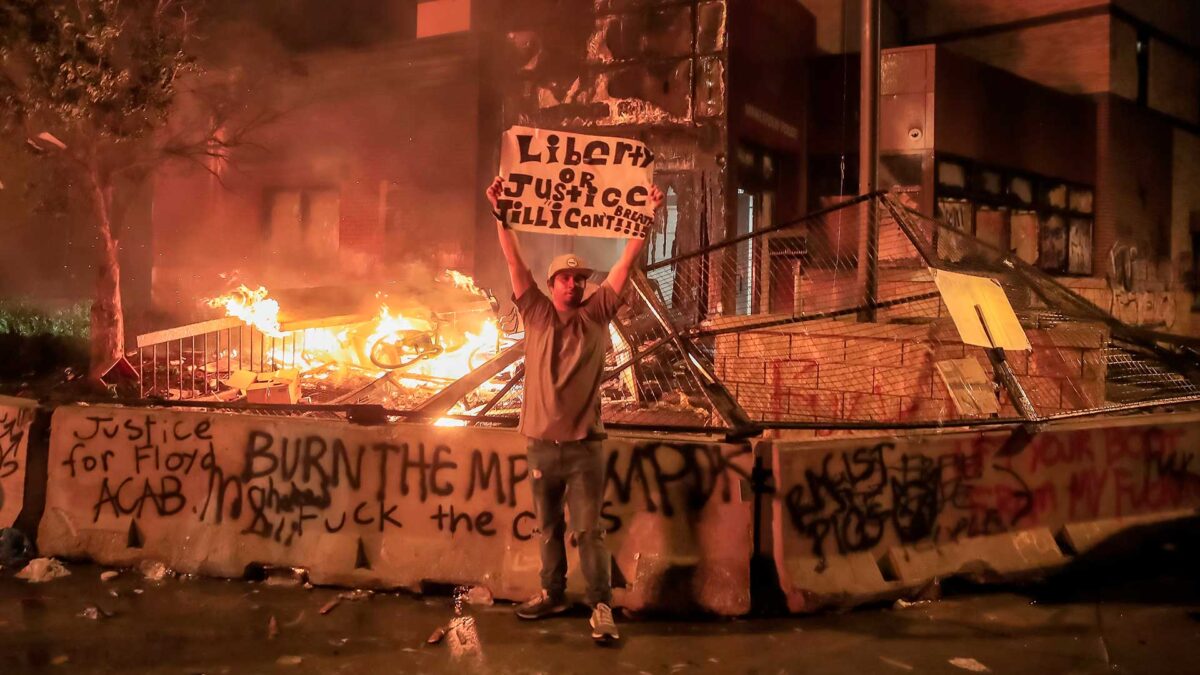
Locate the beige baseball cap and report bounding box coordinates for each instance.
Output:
[546,253,593,283]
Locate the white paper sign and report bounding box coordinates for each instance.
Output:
[498,126,655,239]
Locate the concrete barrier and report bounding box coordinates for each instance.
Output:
[37,405,753,615]
[0,396,36,528]
[767,412,1200,612]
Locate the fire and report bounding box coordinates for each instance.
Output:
[207,271,511,418]
[444,269,485,296]
[206,285,282,337]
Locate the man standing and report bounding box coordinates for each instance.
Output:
[486,175,663,644]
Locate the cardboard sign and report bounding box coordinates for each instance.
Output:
[933,269,1031,351]
[498,126,655,239]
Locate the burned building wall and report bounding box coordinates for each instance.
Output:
[151,35,482,322]
[471,0,730,306]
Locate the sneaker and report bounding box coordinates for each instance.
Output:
[589,603,619,643]
[515,590,569,620]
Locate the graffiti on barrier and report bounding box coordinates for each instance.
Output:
[54,410,750,549]
[0,399,35,526]
[783,441,1035,557]
[781,423,1200,558]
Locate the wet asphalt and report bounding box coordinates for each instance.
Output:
[1,523,1198,675]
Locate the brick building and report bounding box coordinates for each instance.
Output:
[805,0,1200,334]
[144,0,816,326]
[2,0,1197,350]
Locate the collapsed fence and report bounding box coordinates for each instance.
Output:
[133,193,1200,435]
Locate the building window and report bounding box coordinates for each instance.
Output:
[646,186,678,307]
[263,188,340,259]
[647,186,678,266]
[934,155,1094,276]
[416,0,471,38]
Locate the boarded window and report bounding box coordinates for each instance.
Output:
[264,188,340,260]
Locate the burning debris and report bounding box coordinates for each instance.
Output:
[130,267,701,433]
[130,261,722,431]
[134,270,521,423]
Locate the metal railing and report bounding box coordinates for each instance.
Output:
[130,193,1200,436]
[134,315,368,399]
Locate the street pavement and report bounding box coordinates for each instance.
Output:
[1,522,1198,674]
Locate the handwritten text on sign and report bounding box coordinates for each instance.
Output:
[498,126,655,239]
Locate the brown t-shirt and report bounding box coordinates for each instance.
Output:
[515,282,622,441]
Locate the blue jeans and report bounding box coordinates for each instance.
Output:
[525,438,611,606]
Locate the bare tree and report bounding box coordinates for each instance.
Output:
[0,0,274,381]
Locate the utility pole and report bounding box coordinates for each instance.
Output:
[856,0,880,322]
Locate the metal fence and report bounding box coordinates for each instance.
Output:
[133,193,1200,435]
[432,192,1200,435]
[134,316,366,400]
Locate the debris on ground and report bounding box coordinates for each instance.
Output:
[879,655,915,671]
[99,570,120,582]
[276,655,303,666]
[264,567,309,587]
[138,560,174,582]
[267,615,279,640]
[319,597,342,615]
[426,625,447,645]
[893,598,932,610]
[0,528,34,569]
[77,605,113,621]
[16,557,71,583]
[949,657,991,672]
[464,586,494,606]
[49,655,69,666]
[445,615,483,662]
[338,589,373,602]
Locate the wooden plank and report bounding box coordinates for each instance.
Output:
[278,314,373,332]
[136,317,244,348]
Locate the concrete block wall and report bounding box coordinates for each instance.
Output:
[767,411,1200,612]
[0,396,36,529]
[35,404,753,615]
[714,318,1109,424]
[6,395,1200,616]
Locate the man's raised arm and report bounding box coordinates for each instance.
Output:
[487,176,535,300]
[604,184,665,296]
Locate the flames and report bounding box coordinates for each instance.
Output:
[444,269,485,296]
[204,271,509,421]
[206,285,282,337]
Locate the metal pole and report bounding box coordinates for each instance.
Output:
[974,304,1037,420]
[857,0,880,322]
[630,270,756,438]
